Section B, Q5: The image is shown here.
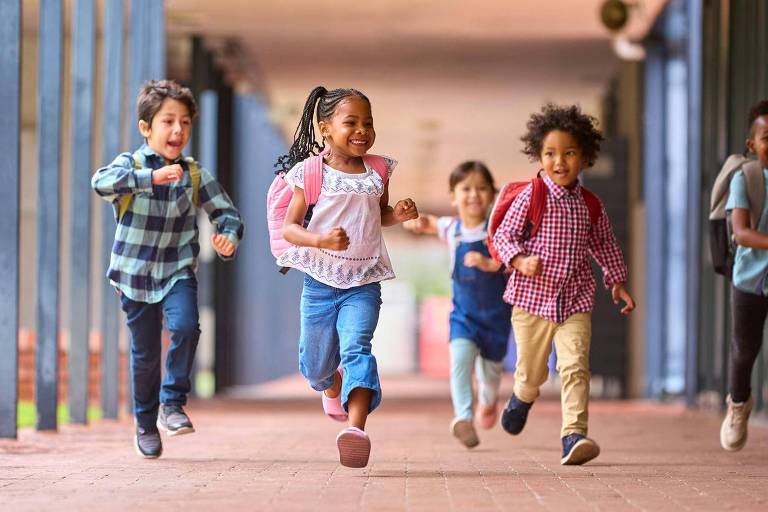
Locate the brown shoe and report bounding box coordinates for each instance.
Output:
[450,417,479,448]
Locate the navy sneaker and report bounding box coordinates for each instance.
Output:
[157,404,195,436]
[500,394,533,435]
[134,426,162,459]
[560,433,600,465]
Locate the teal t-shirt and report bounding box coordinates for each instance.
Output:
[725,168,768,295]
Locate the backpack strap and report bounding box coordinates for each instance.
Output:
[741,160,766,228]
[117,151,144,221]
[361,154,390,185]
[581,187,603,226]
[302,147,330,206]
[522,175,547,241]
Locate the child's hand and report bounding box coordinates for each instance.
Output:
[319,227,350,251]
[611,283,636,315]
[403,216,430,234]
[211,234,235,257]
[512,254,542,277]
[464,251,500,272]
[152,164,183,185]
[393,198,418,223]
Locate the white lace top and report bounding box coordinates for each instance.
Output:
[276,156,398,288]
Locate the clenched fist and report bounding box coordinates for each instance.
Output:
[319,227,350,251]
[513,255,542,277]
[393,198,418,223]
[211,234,235,257]
[152,164,183,185]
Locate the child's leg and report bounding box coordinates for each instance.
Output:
[552,312,592,438]
[336,282,382,430]
[475,355,503,407]
[729,287,768,402]
[299,277,341,393]
[449,338,478,420]
[120,294,163,429]
[512,308,557,403]
[159,278,200,406]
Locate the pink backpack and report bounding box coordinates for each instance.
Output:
[267,148,390,260]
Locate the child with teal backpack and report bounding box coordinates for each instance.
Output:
[405,161,511,449]
[271,86,418,468]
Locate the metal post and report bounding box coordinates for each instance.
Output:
[100,0,124,421]
[68,0,96,425]
[36,0,63,431]
[0,0,21,439]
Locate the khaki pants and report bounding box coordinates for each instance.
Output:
[512,308,592,437]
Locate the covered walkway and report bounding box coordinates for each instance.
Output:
[2,375,767,511]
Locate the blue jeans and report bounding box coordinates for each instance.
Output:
[120,277,200,429]
[299,275,382,413]
[450,338,504,420]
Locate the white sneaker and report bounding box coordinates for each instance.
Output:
[720,394,753,451]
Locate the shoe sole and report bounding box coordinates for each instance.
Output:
[157,421,196,437]
[561,439,600,465]
[450,418,479,448]
[134,435,162,459]
[337,431,371,468]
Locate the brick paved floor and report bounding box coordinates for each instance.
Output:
[1,374,767,511]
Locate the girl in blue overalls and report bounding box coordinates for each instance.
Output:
[405,161,511,448]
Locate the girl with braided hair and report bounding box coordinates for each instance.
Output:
[276,86,418,468]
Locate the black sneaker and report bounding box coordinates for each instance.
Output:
[135,426,162,458]
[500,394,533,435]
[157,404,195,436]
[560,433,600,465]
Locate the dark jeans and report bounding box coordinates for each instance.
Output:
[729,286,768,403]
[121,277,200,429]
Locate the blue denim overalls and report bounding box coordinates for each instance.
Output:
[449,220,512,362]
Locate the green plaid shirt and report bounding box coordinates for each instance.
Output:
[92,144,244,303]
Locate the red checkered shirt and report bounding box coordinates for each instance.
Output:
[493,174,628,323]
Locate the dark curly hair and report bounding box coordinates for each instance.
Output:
[520,103,604,167]
[747,100,768,137]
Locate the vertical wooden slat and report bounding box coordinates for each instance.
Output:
[100,0,123,420]
[36,0,64,431]
[68,0,96,425]
[0,0,21,439]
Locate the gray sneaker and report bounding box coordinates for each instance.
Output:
[720,394,752,451]
[135,426,162,458]
[157,404,195,436]
[450,417,479,448]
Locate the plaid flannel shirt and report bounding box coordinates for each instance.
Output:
[493,174,627,323]
[92,144,244,303]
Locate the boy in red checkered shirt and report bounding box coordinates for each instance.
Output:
[493,103,635,465]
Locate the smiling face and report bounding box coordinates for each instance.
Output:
[540,129,587,188]
[451,170,495,224]
[747,115,768,169]
[318,96,375,158]
[138,98,192,162]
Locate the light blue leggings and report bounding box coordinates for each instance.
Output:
[450,337,504,420]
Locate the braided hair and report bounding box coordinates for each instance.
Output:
[274,86,371,174]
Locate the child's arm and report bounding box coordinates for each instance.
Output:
[283,187,349,250]
[91,152,182,202]
[492,186,542,276]
[197,167,244,260]
[587,204,635,314]
[464,251,503,272]
[732,208,768,249]
[403,214,439,235]
[379,181,418,227]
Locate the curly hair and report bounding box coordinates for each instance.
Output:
[520,103,604,167]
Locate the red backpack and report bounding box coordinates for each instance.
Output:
[486,174,602,264]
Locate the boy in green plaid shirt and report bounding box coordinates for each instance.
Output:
[92,80,244,458]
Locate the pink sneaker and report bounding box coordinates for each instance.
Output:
[336,427,371,468]
[476,402,498,430]
[321,369,347,422]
